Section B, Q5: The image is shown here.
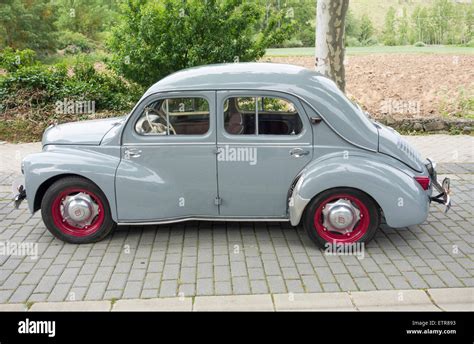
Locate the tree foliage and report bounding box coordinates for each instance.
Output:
[0,0,57,53]
[384,0,474,46]
[358,14,375,43]
[108,0,294,86]
[382,7,397,46]
[55,0,116,40]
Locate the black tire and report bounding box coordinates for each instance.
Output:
[303,188,380,248]
[41,176,116,244]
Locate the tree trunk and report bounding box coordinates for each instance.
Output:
[315,0,349,92]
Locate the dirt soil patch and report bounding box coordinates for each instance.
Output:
[266,54,474,120]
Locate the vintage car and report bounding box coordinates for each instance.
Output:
[13,63,451,247]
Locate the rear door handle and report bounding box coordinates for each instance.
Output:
[289,148,309,158]
[124,148,142,159]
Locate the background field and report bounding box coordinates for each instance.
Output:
[266,45,474,56]
[266,53,473,122]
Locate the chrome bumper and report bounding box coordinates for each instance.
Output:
[12,178,27,209]
[426,159,451,213]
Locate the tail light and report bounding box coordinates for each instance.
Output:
[415,176,430,190]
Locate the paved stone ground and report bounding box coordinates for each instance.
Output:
[2,288,472,311]
[0,136,472,303]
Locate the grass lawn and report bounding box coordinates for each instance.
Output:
[265,45,474,57]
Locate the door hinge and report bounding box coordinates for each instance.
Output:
[214,197,222,206]
[310,116,322,124]
[213,147,222,155]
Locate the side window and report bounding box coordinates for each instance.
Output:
[135,97,210,135]
[224,96,302,135]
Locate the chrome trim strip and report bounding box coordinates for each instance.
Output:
[118,216,289,226]
[122,142,311,147]
[122,142,214,146]
[288,172,311,226]
[218,142,311,146]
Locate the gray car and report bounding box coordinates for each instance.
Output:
[13,63,451,247]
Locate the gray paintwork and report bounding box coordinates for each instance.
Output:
[42,117,125,146]
[22,63,433,228]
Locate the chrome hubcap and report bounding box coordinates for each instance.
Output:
[322,199,361,235]
[61,192,99,228]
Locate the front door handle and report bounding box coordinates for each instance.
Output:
[290,148,309,158]
[124,148,142,159]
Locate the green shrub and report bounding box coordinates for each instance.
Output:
[0,53,143,141]
[0,48,38,72]
[361,37,379,46]
[345,36,362,47]
[298,27,316,47]
[1,57,141,112]
[274,38,304,48]
[57,31,96,53]
[464,39,474,48]
[68,60,143,110]
[108,0,294,86]
[0,64,68,101]
[414,41,426,47]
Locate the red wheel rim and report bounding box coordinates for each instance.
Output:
[51,187,104,237]
[313,193,369,244]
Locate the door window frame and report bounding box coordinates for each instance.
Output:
[217,90,311,144]
[121,91,215,145]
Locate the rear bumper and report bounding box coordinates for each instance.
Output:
[426,159,451,213]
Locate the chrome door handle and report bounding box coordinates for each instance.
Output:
[290,148,309,158]
[124,148,142,159]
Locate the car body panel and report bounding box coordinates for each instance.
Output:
[377,123,425,172]
[215,90,313,217]
[289,152,430,228]
[42,117,125,146]
[22,146,121,221]
[116,91,218,221]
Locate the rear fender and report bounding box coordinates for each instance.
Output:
[289,153,429,228]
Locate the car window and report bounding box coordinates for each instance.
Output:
[135,97,210,135]
[224,96,302,135]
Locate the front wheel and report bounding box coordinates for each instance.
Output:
[303,188,380,248]
[41,177,116,244]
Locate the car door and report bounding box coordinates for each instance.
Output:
[216,91,313,218]
[115,91,218,222]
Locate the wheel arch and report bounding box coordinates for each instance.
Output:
[33,173,100,213]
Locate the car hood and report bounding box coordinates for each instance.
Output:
[42,117,126,146]
[376,121,425,172]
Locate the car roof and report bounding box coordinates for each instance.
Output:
[145,63,323,94]
[142,62,379,152]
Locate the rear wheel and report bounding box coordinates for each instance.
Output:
[41,177,116,244]
[303,188,380,248]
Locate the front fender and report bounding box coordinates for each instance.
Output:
[22,146,121,221]
[289,154,429,228]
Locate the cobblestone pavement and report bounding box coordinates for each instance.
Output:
[0,167,472,303]
[0,136,472,303]
[2,288,472,311]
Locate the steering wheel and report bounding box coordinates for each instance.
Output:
[143,107,177,135]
